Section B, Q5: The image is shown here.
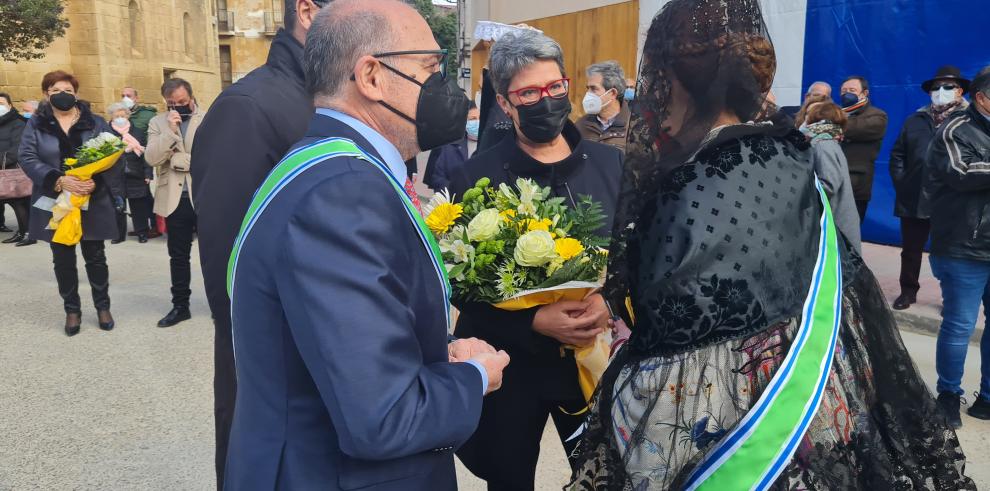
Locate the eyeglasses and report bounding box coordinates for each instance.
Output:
[934,83,960,91]
[373,49,448,81]
[506,78,571,106]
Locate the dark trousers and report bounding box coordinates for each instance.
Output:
[856,200,869,223]
[115,208,127,241]
[1,197,30,233]
[166,196,196,308]
[212,307,236,489]
[129,196,154,234]
[457,360,585,491]
[51,240,110,314]
[899,217,931,296]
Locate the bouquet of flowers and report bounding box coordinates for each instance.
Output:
[425,177,612,401]
[48,132,125,245]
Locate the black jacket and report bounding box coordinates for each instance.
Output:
[19,101,119,242]
[841,103,888,201]
[0,109,26,168]
[113,126,153,199]
[447,121,623,398]
[192,29,313,318]
[889,108,937,218]
[925,104,990,261]
[422,135,469,192]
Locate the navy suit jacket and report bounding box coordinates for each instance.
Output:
[225,114,483,490]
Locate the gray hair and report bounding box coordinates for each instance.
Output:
[106,102,129,116]
[489,30,566,98]
[304,3,394,101]
[807,81,832,95]
[586,61,626,100]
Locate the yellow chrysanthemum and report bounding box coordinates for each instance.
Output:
[526,218,553,232]
[499,209,516,223]
[425,202,463,235]
[554,237,585,261]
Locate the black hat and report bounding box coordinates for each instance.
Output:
[922,65,970,93]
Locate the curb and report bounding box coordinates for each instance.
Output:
[892,309,984,345]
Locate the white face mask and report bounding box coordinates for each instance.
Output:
[112,117,129,128]
[582,90,613,116]
[0,105,9,117]
[931,87,957,107]
[122,96,135,109]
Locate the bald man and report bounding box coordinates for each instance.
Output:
[223,1,508,489]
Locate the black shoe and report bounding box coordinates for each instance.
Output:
[937,392,963,429]
[138,233,148,243]
[65,313,81,337]
[157,307,191,328]
[127,231,139,237]
[111,237,125,244]
[0,224,11,232]
[15,236,36,247]
[97,310,115,331]
[968,393,990,420]
[2,232,24,244]
[892,293,916,310]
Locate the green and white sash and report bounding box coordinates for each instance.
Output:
[683,178,843,490]
[226,137,451,328]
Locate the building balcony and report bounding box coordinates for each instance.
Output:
[218,9,235,35]
[263,10,284,35]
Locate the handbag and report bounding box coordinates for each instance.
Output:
[0,155,34,199]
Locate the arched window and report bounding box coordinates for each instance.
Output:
[183,12,194,57]
[128,0,146,57]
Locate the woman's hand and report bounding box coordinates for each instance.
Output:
[60,176,95,196]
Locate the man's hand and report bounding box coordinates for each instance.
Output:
[167,110,182,134]
[60,176,95,196]
[448,337,496,362]
[532,294,610,347]
[470,350,510,395]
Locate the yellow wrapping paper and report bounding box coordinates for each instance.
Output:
[493,281,610,403]
[49,150,123,246]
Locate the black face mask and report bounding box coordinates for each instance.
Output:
[513,96,572,143]
[50,92,77,112]
[171,104,193,119]
[377,67,470,151]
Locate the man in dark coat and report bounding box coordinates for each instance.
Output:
[889,66,970,310]
[839,75,888,222]
[190,1,326,486]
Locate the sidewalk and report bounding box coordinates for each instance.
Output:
[861,242,985,344]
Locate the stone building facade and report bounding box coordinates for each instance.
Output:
[0,0,222,114]
[216,0,284,89]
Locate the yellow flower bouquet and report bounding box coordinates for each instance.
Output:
[48,132,125,245]
[426,177,611,401]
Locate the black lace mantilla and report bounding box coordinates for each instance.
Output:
[629,126,817,356]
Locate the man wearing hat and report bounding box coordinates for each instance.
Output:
[888,66,970,310]
[923,65,990,429]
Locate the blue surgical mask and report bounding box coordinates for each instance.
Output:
[23,113,32,119]
[624,87,635,101]
[466,119,480,139]
[112,117,129,128]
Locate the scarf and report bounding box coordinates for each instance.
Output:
[928,99,968,126]
[112,120,145,156]
[804,120,843,142]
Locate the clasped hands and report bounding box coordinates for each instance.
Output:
[532,293,612,348]
[448,337,509,395]
[58,176,95,196]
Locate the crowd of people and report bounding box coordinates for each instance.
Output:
[1,0,990,489]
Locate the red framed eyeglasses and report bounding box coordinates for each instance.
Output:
[506,78,571,106]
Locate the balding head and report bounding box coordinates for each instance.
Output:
[305,0,445,159]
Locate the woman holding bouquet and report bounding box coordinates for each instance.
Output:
[448,30,623,491]
[567,0,975,489]
[19,71,120,336]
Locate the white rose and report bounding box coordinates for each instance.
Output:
[467,208,501,242]
[513,230,556,267]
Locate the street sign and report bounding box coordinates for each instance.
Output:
[460,67,472,79]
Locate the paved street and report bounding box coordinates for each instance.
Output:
[1,236,987,490]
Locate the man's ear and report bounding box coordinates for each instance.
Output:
[352,55,386,103]
[295,0,319,32]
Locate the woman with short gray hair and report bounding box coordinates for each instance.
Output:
[448,29,625,490]
[106,101,154,243]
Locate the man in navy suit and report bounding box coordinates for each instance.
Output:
[224,1,510,489]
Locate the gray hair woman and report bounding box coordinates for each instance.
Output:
[447,29,625,490]
[106,101,155,244]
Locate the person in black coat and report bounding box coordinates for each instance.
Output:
[107,102,155,243]
[0,92,32,246]
[448,30,622,491]
[423,102,478,192]
[189,1,326,486]
[19,71,119,336]
[888,66,970,311]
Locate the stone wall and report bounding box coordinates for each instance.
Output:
[218,0,281,85]
[0,0,222,115]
